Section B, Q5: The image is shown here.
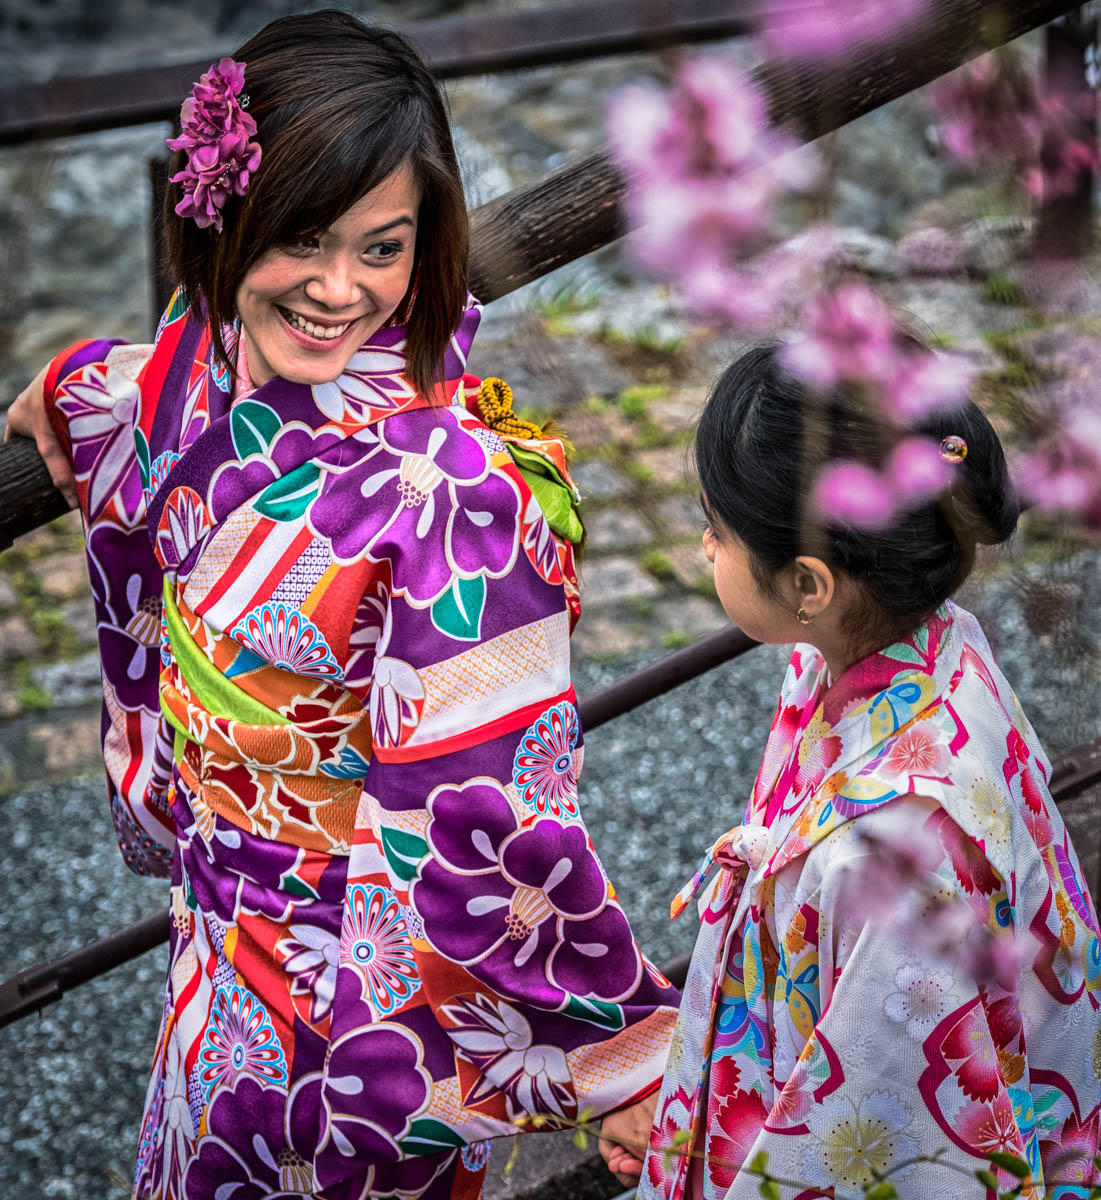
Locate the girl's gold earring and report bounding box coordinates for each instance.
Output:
[796,607,813,625]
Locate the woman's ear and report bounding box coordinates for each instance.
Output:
[789,555,836,618]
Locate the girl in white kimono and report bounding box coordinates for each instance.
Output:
[603,343,1100,1198]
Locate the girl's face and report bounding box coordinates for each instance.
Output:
[235,162,420,387]
[702,501,788,644]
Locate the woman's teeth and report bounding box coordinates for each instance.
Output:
[282,308,350,340]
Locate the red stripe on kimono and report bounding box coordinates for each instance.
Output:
[45,293,678,1200]
[641,603,1101,1200]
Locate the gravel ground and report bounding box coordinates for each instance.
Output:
[1,551,1098,1195]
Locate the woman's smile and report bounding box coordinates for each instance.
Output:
[276,305,356,342]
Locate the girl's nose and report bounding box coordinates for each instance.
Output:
[304,257,360,309]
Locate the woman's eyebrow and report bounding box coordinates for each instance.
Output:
[363,215,416,237]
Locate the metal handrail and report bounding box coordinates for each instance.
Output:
[3,731,1098,1028]
[0,627,758,1027]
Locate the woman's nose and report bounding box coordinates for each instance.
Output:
[304,257,360,309]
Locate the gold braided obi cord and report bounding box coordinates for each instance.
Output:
[158,581,371,855]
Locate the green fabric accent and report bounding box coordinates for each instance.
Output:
[524,471,585,545]
[161,579,290,728]
[507,444,576,494]
[172,725,187,765]
[506,445,584,545]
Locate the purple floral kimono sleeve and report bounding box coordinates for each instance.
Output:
[318,405,679,1173]
[45,339,176,876]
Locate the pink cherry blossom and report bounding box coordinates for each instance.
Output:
[781,282,899,389]
[888,437,954,506]
[812,459,893,529]
[812,437,955,531]
[1015,407,1101,532]
[607,52,819,329]
[887,350,974,421]
[760,0,929,60]
[930,52,1045,168]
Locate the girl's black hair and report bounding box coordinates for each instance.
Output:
[696,343,1020,645]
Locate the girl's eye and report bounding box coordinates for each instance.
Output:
[366,240,403,263]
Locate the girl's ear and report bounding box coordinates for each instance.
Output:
[789,555,836,618]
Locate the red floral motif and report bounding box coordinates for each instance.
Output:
[883,721,948,778]
[955,1094,1021,1156]
[706,1084,768,1190]
[930,809,1001,896]
[941,1004,1002,1102]
[794,728,842,795]
[1041,1107,1101,1187]
[981,990,1023,1052]
[647,1088,693,1195]
[1022,802,1053,849]
[754,702,803,811]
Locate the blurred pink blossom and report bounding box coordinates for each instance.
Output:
[813,460,894,528]
[853,827,1029,991]
[813,434,956,529]
[1024,135,1101,201]
[888,351,974,421]
[931,53,1045,167]
[676,225,839,330]
[889,437,954,504]
[781,282,898,389]
[607,54,819,333]
[1016,407,1101,533]
[761,0,929,60]
[929,49,1100,202]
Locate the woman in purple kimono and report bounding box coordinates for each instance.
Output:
[6,11,677,1198]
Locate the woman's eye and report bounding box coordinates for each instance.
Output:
[366,240,403,263]
[286,236,319,254]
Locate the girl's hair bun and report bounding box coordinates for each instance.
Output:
[696,343,1018,642]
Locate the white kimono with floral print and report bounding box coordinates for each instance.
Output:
[641,602,1101,1200]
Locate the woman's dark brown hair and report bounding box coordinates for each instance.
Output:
[163,9,469,395]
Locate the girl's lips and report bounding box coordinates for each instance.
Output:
[276,305,363,351]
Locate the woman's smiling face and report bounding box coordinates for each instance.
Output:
[235,162,420,387]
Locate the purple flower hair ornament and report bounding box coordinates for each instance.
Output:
[167,57,261,233]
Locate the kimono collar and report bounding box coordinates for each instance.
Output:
[674,604,966,918]
[140,291,482,575]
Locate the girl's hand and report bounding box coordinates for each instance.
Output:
[3,364,77,509]
[597,1091,658,1188]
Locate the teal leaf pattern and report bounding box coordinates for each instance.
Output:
[380,826,429,884]
[431,575,486,642]
[254,462,322,522]
[231,399,283,460]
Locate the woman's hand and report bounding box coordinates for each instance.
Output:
[597,1090,658,1188]
[3,363,77,508]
